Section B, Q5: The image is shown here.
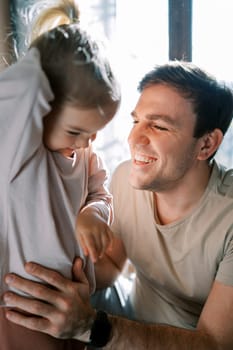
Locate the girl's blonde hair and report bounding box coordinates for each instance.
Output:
[30,0,80,43]
[29,0,120,111]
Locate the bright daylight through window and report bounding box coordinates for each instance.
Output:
[10,0,233,173]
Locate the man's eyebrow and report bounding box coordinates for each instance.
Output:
[131,111,180,127]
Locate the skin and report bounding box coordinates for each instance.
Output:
[127,84,223,224]
[43,104,111,153]
[3,84,233,349]
[1,260,223,350]
[128,84,205,192]
[43,103,115,262]
[76,206,114,263]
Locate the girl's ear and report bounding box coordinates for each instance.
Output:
[197,128,223,160]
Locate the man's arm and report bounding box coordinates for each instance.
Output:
[3,260,233,349]
[107,280,233,350]
[197,280,233,348]
[106,315,218,350]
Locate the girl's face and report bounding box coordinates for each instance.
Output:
[43,103,116,154]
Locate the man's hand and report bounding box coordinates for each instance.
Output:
[3,258,96,339]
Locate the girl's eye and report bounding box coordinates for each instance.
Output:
[67,131,80,136]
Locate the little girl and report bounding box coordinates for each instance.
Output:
[0,0,120,349]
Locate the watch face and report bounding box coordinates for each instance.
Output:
[72,329,91,343]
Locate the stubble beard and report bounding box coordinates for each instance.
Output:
[130,142,198,193]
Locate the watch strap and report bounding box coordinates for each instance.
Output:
[88,310,112,348]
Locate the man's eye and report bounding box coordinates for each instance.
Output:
[153,125,168,131]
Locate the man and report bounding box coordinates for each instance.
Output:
[3,61,233,349]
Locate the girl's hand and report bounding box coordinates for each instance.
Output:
[76,208,113,263]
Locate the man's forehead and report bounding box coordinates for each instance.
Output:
[131,110,182,126]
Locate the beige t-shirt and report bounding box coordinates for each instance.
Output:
[0,49,112,349]
[110,160,233,329]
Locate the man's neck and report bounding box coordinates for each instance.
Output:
[154,162,213,225]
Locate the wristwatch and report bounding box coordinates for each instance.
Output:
[77,310,112,348]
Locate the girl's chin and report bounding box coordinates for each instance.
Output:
[58,148,75,158]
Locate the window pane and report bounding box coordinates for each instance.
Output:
[12,0,168,175]
[81,0,169,174]
[193,0,233,167]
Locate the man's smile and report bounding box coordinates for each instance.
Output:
[133,153,157,164]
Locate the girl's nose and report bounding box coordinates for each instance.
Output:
[74,133,97,149]
[75,137,90,149]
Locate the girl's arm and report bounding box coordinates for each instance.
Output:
[0,48,53,181]
[76,147,114,262]
[81,147,113,223]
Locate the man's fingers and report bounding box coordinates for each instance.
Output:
[24,262,70,292]
[5,309,51,333]
[72,257,89,285]
[3,291,54,317]
[4,272,61,304]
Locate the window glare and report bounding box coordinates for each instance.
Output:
[193,0,233,168]
[80,0,233,171]
[81,0,168,174]
[193,0,233,81]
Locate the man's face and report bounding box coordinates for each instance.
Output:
[128,83,203,192]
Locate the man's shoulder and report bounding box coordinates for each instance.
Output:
[112,159,131,177]
[214,161,233,197]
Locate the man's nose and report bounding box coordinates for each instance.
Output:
[128,125,149,146]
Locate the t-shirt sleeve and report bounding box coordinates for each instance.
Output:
[216,234,233,286]
[0,48,54,182]
[215,166,233,286]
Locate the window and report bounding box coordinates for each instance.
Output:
[78,0,169,174]
[11,0,233,172]
[193,0,233,167]
[80,0,233,172]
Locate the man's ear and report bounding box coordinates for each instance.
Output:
[197,128,223,160]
